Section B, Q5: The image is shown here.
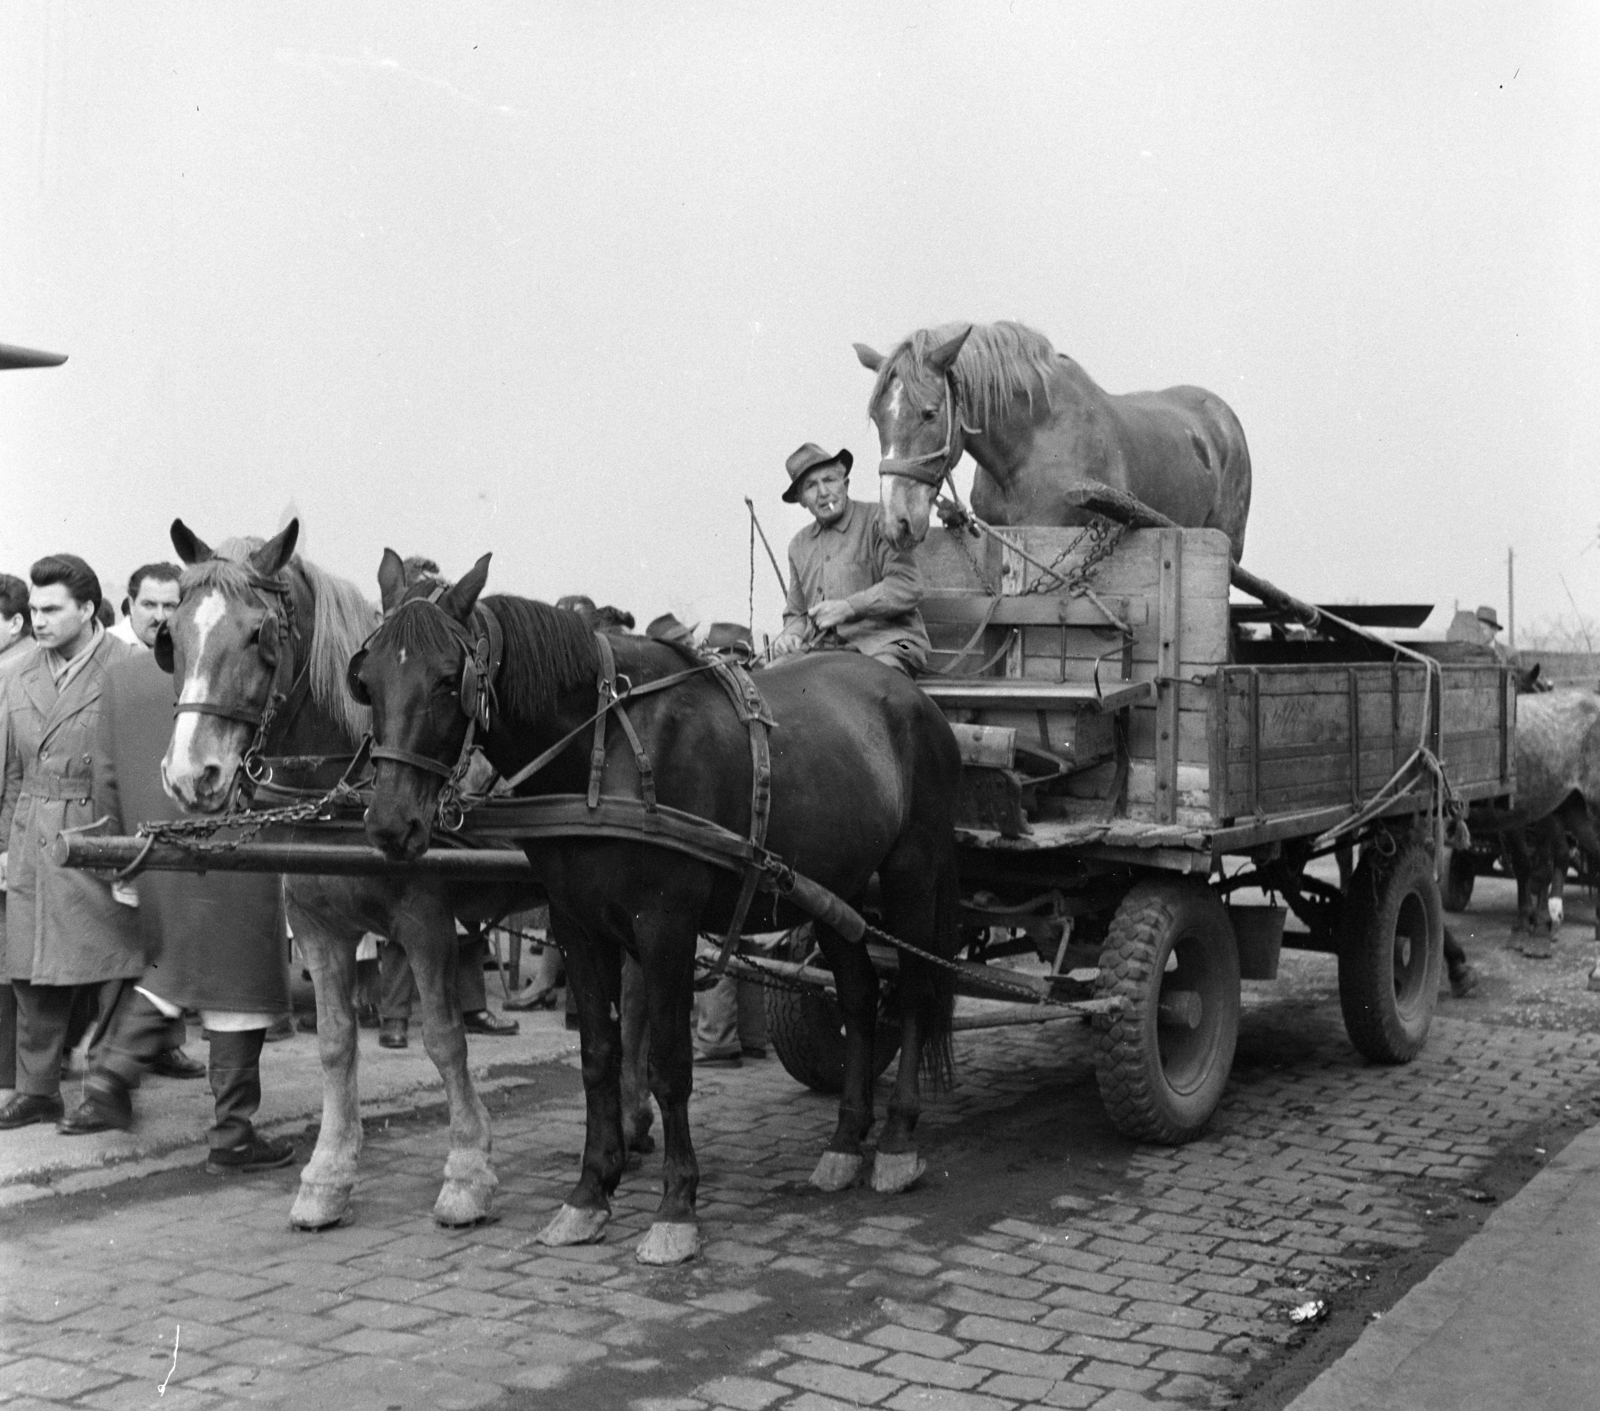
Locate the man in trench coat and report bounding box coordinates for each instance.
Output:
[0,556,143,1128]
[60,642,294,1170]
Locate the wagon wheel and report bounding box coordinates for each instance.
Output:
[1092,879,1240,1145]
[763,925,902,1095]
[1439,848,1476,913]
[1339,836,1443,1062]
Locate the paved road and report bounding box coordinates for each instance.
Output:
[1,879,1598,1410]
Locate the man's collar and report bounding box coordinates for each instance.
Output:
[809,497,857,537]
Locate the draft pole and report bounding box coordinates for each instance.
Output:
[1507,546,1516,651]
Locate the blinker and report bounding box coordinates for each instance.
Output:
[345,648,371,705]
[154,623,175,674]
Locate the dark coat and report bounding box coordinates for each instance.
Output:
[1,629,144,984]
[98,650,288,1013]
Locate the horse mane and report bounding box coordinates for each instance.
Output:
[180,538,378,741]
[380,592,599,723]
[870,319,1059,429]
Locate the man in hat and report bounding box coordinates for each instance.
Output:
[770,443,929,674]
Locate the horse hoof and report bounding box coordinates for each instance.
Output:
[290,1181,352,1231]
[809,1151,863,1192]
[1520,939,1554,960]
[1450,964,1482,998]
[536,1203,610,1247]
[636,1221,700,1265]
[871,1151,926,1194]
[433,1180,495,1228]
[1588,969,1600,993]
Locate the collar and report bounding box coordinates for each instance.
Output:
[44,621,105,686]
[807,497,857,538]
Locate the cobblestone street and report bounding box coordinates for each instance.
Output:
[4,886,1600,1411]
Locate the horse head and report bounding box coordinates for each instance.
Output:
[358,549,493,861]
[856,325,972,550]
[161,518,301,812]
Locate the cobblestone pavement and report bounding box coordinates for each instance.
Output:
[4,908,1600,1411]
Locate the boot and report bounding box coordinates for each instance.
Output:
[59,990,175,1134]
[204,1029,295,1174]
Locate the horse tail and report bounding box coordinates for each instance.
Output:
[916,858,959,1093]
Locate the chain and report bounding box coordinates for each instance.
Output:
[129,776,369,857]
[1019,517,1125,596]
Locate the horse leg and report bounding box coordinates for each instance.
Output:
[399,889,496,1227]
[635,912,702,1265]
[287,898,363,1231]
[871,858,956,1194]
[1520,821,1558,959]
[807,921,881,1193]
[1335,842,1355,892]
[537,908,626,1248]
[619,951,654,1161]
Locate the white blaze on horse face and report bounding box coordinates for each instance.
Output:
[880,379,906,462]
[164,589,228,789]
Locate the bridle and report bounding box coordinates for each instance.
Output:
[345,587,503,831]
[875,368,977,495]
[158,568,307,794]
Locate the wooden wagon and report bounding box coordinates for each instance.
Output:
[761,521,1515,1142]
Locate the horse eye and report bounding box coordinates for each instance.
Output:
[921,408,937,421]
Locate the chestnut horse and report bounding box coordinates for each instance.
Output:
[354,551,963,1264]
[856,320,1252,558]
[157,520,651,1230]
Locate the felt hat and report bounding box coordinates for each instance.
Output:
[783,443,853,503]
[1475,605,1503,633]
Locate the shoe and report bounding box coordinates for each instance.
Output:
[503,984,559,1012]
[150,1047,207,1080]
[0,1093,65,1129]
[693,1052,742,1069]
[262,1015,296,1043]
[206,1133,295,1174]
[741,1046,768,1060]
[463,1010,519,1037]
[379,1018,409,1049]
[58,1074,133,1134]
[357,1003,380,1030]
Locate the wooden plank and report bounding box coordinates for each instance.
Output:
[921,679,1155,711]
[921,594,1150,628]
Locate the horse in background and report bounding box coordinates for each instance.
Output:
[158,521,652,1231]
[355,552,964,1265]
[855,320,1252,558]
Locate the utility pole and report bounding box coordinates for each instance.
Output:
[1507,546,1516,651]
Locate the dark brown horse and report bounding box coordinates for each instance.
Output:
[856,320,1252,558]
[158,521,653,1231]
[355,551,963,1264]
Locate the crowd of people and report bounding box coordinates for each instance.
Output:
[0,443,932,1153]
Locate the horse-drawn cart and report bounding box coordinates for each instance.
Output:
[56,520,1516,1148]
[759,520,1515,1141]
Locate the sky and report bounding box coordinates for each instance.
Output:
[3,2,1596,643]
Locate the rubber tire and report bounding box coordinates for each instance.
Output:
[1440,848,1476,913]
[1092,879,1240,1145]
[764,983,902,1096]
[1339,837,1443,1063]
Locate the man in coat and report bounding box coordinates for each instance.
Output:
[58,634,294,1170]
[0,556,143,1128]
[769,443,930,674]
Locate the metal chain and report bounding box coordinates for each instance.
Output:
[128,777,369,857]
[1019,517,1126,596]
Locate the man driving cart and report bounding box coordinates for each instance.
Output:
[770,443,929,675]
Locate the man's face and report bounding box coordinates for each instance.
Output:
[130,576,182,648]
[0,612,23,649]
[798,466,850,528]
[30,582,96,654]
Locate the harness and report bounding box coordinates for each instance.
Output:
[365,593,779,972]
[875,368,976,494]
[160,568,312,792]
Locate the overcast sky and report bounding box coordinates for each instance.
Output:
[3,2,1596,641]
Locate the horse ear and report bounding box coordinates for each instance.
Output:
[376,549,407,613]
[251,519,299,577]
[854,342,885,372]
[170,519,213,565]
[927,326,972,376]
[440,553,491,623]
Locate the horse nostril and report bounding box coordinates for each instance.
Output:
[198,764,222,795]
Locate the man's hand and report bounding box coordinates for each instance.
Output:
[770,630,806,658]
[810,599,856,631]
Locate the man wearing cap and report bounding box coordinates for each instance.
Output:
[771,443,929,675]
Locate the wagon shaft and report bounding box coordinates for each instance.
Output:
[49,832,537,881]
